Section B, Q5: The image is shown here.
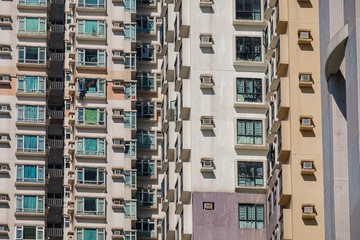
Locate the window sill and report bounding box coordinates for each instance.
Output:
[233,19,266,27]
[233,60,267,68]
[17,33,47,39]
[16,63,47,69]
[76,35,106,41]
[17,4,47,10]
[16,151,46,157]
[234,101,266,109]
[235,185,266,193]
[75,214,106,220]
[75,124,106,130]
[74,183,106,189]
[76,94,107,100]
[14,212,45,217]
[76,65,107,72]
[16,92,46,98]
[15,181,46,187]
[16,121,46,127]
[75,154,106,160]
[234,143,267,150]
[75,6,107,13]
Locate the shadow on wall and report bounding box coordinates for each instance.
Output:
[297,1,313,8]
[328,70,347,119]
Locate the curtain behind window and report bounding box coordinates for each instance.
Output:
[85,138,97,154]
[85,20,98,35]
[84,229,97,240]
[25,76,38,92]
[85,108,98,124]
[25,105,37,121]
[24,165,37,181]
[26,18,38,31]
[24,196,37,212]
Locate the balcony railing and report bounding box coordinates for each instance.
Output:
[49,110,63,119]
[48,228,63,237]
[48,81,64,90]
[48,139,64,148]
[48,168,63,177]
[48,198,63,207]
[49,24,64,32]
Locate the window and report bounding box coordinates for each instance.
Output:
[136,131,156,149]
[125,83,136,99]
[77,108,105,126]
[237,161,264,186]
[235,0,261,20]
[16,226,44,240]
[136,73,156,91]
[237,119,263,144]
[18,46,46,64]
[77,49,106,67]
[16,195,44,213]
[236,78,262,103]
[125,141,136,158]
[136,0,155,5]
[18,17,46,35]
[136,16,155,34]
[124,111,136,129]
[76,138,105,156]
[125,0,135,12]
[17,135,45,153]
[124,201,136,218]
[235,37,262,62]
[239,204,264,229]
[76,167,105,186]
[77,78,106,97]
[125,53,136,70]
[124,170,136,188]
[136,159,156,177]
[136,189,156,207]
[17,105,45,123]
[76,228,105,240]
[136,218,156,237]
[19,0,46,6]
[136,44,155,62]
[124,231,136,240]
[76,197,105,216]
[77,20,105,38]
[78,0,105,8]
[136,102,155,119]
[16,165,45,183]
[17,76,45,94]
[124,24,136,41]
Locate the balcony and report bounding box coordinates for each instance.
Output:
[48,198,63,207]
[48,139,64,148]
[275,0,288,34]
[48,228,63,237]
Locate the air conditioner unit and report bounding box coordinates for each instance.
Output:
[113,230,123,236]
[0,225,5,231]
[202,118,212,125]
[0,165,8,170]
[2,18,10,23]
[300,74,310,82]
[1,76,9,81]
[201,36,210,43]
[113,51,122,57]
[203,202,214,210]
[113,81,121,86]
[0,135,8,141]
[113,110,122,116]
[1,47,10,52]
[113,22,121,28]
[303,206,314,214]
[202,160,212,167]
[113,169,123,175]
[113,139,122,145]
[69,85,75,91]
[301,118,311,125]
[1,106,8,111]
[303,161,312,169]
[299,31,309,39]
[201,76,212,84]
[0,196,6,201]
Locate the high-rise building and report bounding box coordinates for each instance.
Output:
[0,0,328,239]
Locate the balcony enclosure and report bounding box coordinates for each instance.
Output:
[136,16,155,34]
[18,47,46,64]
[77,108,106,126]
[136,44,155,62]
[19,17,46,35]
[235,0,261,21]
[77,20,105,38]
[136,219,156,237]
[239,204,264,229]
[236,78,262,103]
[136,189,156,207]
[136,73,156,91]
[77,49,105,67]
[136,102,155,120]
[77,78,105,97]
[237,119,263,145]
[136,159,156,177]
[17,105,45,123]
[236,37,262,61]
[136,131,156,149]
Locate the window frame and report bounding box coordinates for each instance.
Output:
[234,36,262,62]
[136,102,156,120]
[136,189,156,207]
[18,17,46,35]
[234,0,262,21]
[136,218,156,237]
[124,111,136,129]
[76,137,106,156]
[16,135,45,153]
[76,197,105,216]
[18,46,46,64]
[237,161,264,187]
[136,159,156,177]
[77,0,106,9]
[16,165,45,183]
[235,77,263,104]
[125,52,136,70]
[136,73,156,91]
[76,167,105,186]
[17,76,46,94]
[124,24,136,41]
[77,49,106,67]
[15,226,45,240]
[77,78,106,97]
[236,118,264,146]
[16,195,44,213]
[124,201,137,218]
[238,203,264,229]
[75,228,105,240]
[17,105,46,123]
[136,131,156,149]
[136,16,155,34]
[77,107,106,126]
[77,19,106,38]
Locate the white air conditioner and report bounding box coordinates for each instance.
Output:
[202,118,212,125]
[113,22,121,28]
[2,18,10,23]
[1,47,10,52]
[303,161,312,169]
[113,169,123,175]
[201,36,210,43]
[0,225,5,231]
[156,18,163,24]
[69,85,75,91]
[0,196,6,201]
[299,31,309,39]
[113,51,122,57]
[113,230,123,236]
[203,202,214,210]
[113,200,122,205]
[1,76,9,81]
[1,106,8,111]
[113,110,122,116]
[203,160,212,167]
[303,206,314,214]
[0,165,8,170]
[202,76,212,84]
[301,118,311,125]
[113,81,121,86]
[300,74,310,82]
[0,135,8,141]
[113,139,122,145]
